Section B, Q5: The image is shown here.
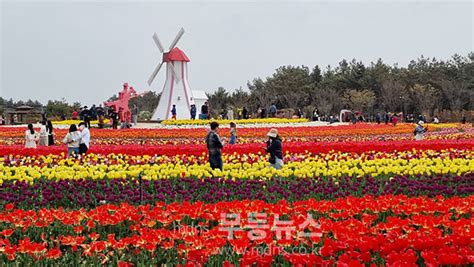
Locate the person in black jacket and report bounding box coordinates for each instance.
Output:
[201,102,209,120]
[242,107,249,119]
[206,122,224,170]
[265,128,283,169]
[46,120,54,146]
[81,107,91,128]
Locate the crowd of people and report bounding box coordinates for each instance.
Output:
[70,104,140,129]
[74,105,120,129]
[167,102,283,121]
[178,102,466,124]
[337,111,449,126]
[24,117,91,157]
[25,117,54,148]
[23,114,283,170]
[21,102,471,167]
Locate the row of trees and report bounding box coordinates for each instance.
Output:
[0,98,43,113]
[206,53,473,118]
[0,98,82,119]
[1,91,160,120]
[2,53,472,120]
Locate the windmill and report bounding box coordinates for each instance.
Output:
[148,28,195,120]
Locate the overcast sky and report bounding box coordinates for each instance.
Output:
[1,0,472,106]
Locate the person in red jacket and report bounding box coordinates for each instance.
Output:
[72,110,78,120]
[391,113,399,126]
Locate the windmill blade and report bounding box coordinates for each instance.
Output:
[168,28,185,50]
[147,62,163,86]
[152,33,165,53]
[169,63,181,84]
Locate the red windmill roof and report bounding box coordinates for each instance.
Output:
[165,47,190,62]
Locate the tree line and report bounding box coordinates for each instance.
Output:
[206,53,473,119]
[0,91,160,120]
[2,53,472,121]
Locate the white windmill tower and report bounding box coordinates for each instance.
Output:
[148,28,195,120]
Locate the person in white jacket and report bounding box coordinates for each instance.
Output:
[63,124,80,156]
[72,122,91,154]
[25,124,38,148]
[38,121,48,146]
[414,121,428,140]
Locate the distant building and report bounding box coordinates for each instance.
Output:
[191,90,208,111]
[4,105,42,125]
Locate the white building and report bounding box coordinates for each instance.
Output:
[191,90,208,113]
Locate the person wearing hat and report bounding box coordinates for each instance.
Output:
[265,128,283,169]
[81,106,91,128]
[414,121,428,140]
[206,122,224,170]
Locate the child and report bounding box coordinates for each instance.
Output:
[229,122,237,145]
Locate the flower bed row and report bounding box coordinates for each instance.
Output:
[2,128,473,146]
[161,118,309,125]
[0,195,472,265]
[1,138,473,157]
[1,150,472,182]
[51,119,110,125]
[1,174,472,209]
[0,123,460,139]
[1,123,472,266]
[4,148,472,167]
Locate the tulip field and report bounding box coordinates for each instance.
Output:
[0,122,473,266]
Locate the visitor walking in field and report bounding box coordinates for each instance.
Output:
[132,104,139,125]
[375,113,381,124]
[206,122,224,170]
[25,124,38,148]
[81,107,91,128]
[72,122,91,154]
[242,107,249,119]
[384,113,390,124]
[72,110,78,120]
[200,102,209,120]
[270,104,277,118]
[296,109,303,119]
[63,124,80,156]
[47,120,54,146]
[312,108,319,121]
[265,128,284,170]
[391,113,399,126]
[227,108,234,120]
[171,105,177,120]
[38,121,48,146]
[111,111,119,129]
[414,121,428,140]
[229,122,237,145]
[190,104,197,120]
[97,105,105,128]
